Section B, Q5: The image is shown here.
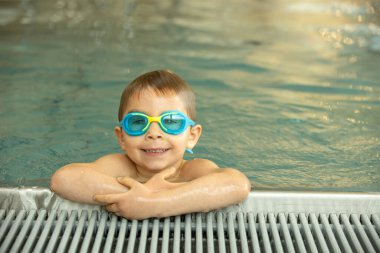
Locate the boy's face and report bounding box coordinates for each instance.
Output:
[115,88,201,175]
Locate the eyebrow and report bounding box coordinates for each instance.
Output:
[126,109,148,114]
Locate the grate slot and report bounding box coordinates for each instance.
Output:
[310,213,329,252]
[237,212,249,253]
[1,210,25,253]
[299,213,318,253]
[56,210,77,253]
[185,214,191,253]
[46,210,67,252]
[320,213,341,252]
[278,213,295,253]
[92,212,108,252]
[289,213,307,252]
[173,215,181,252]
[330,214,352,253]
[206,212,215,252]
[0,209,16,249]
[195,213,203,253]
[216,212,226,253]
[115,218,127,252]
[361,214,380,250]
[373,214,380,234]
[10,210,37,253]
[127,219,138,252]
[80,210,97,252]
[258,213,272,252]
[138,219,149,253]
[268,213,283,253]
[68,210,87,252]
[33,209,56,252]
[22,210,47,252]
[104,214,118,253]
[341,213,365,253]
[161,217,170,253]
[227,212,238,253]
[351,214,377,253]
[149,218,160,253]
[247,212,260,252]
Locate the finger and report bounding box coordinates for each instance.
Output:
[93,193,122,204]
[117,177,139,188]
[145,167,177,189]
[152,167,176,181]
[106,203,119,213]
[162,166,177,179]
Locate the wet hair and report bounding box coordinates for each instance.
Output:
[118,70,196,121]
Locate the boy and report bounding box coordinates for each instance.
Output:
[50,70,251,220]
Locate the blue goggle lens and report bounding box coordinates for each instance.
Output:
[162,114,185,131]
[128,115,148,132]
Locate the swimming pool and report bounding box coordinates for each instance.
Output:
[0,0,379,192]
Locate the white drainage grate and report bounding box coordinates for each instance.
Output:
[0,209,379,253]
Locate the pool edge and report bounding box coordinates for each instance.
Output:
[1,187,379,215]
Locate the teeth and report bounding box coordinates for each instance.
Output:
[144,149,167,153]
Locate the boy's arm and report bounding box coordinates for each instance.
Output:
[50,154,130,204]
[94,160,251,219]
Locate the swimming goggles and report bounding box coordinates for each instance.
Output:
[120,110,196,136]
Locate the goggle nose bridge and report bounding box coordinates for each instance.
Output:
[142,115,168,132]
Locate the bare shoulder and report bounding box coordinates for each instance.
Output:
[94,153,130,165]
[180,158,220,180]
[91,153,136,176]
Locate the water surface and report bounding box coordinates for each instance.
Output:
[0,0,379,191]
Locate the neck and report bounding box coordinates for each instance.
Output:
[134,160,184,183]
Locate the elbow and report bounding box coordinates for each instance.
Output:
[239,176,251,201]
[50,168,64,193]
[242,174,252,195]
[224,168,251,201]
[50,164,75,194]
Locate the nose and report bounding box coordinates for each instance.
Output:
[146,122,163,139]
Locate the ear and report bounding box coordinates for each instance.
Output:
[187,124,202,150]
[115,126,127,149]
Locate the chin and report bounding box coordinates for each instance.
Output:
[144,163,170,172]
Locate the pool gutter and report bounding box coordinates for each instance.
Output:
[0,188,379,252]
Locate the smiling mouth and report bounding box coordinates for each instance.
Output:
[142,148,170,153]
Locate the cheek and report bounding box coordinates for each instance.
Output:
[169,134,189,147]
[122,136,141,149]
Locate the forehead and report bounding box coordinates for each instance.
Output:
[125,88,187,116]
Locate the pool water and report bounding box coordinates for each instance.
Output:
[0,0,379,191]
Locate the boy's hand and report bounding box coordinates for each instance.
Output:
[93,168,186,219]
[144,167,185,191]
[94,177,156,219]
